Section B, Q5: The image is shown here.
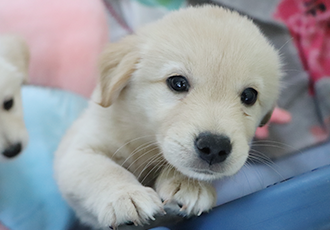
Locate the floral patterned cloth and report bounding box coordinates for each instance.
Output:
[274,0,330,142]
[274,0,330,89]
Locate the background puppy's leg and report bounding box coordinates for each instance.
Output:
[55,149,164,229]
[155,166,216,217]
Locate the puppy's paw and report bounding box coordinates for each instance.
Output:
[97,185,164,229]
[155,170,216,217]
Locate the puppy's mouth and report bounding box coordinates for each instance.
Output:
[178,160,227,178]
[192,168,215,175]
[170,152,248,180]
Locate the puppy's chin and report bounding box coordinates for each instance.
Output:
[175,167,223,181]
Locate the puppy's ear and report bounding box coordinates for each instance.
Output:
[0,35,29,83]
[99,35,139,107]
[259,108,274,127]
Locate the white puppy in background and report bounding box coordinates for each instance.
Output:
[0,35,29,161]
[54,5,281,229]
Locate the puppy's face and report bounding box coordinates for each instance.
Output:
[0,36,29,161]
[99,6,281,181]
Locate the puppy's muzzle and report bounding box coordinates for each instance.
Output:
[2,143,22,158]
[195,132,232,165]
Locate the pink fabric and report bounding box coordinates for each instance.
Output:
[0,222,9,230]
[0,0,108,97]
[274,0,330,92]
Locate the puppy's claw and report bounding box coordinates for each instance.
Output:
[178,212,187,218]
[160,208,167,215]
[162,199,169,205]
[179,205,188,212]
[197,210,203,216]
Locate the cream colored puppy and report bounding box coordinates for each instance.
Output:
[0,35,29,161]
[54,5,281,229]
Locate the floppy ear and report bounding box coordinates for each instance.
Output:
[259,108,274,127]
[99,35,139,107]
[0,35,29,83]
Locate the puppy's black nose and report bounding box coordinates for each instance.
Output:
[2,143,22,158]
[195,132,232,165]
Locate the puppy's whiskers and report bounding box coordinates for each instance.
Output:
[278,37,293,53]
[132,153,162,177]
[140,157,167,185]
[125,145,159,169]
[248,149,284,179]
[251,139,300,153]
[141,161,167,186]
[241,163,254,190]
[136,153,165,185]
[251,140,301,159]
[244,160,266,188]
[249,148,274,163]
[161,164,175,183]
[120,141,157,167]
[111,135,155,158]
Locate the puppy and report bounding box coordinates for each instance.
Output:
[54,5,281,229]
[0,35,29,161]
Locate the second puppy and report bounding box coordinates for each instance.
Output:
[0,35,29,161]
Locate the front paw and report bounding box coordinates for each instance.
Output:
[97,185,164,229]
[155,169,216,217]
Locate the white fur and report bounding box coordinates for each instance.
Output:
[54,6,281,229]
[0,35,29,161]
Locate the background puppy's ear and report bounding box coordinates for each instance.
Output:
[99,35,139,107]
[259,108,274,127]
[0,35,30,83]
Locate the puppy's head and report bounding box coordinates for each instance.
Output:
[99,6,281,181]
[0,35,29,160]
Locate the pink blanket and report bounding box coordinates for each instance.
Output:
[0,0,108,97]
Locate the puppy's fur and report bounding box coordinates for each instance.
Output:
[54,6,281,229]
[0,35,29,161]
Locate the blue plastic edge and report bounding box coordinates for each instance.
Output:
[171,164,330,230]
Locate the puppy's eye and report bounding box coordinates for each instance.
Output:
[166,76,190,92]
[3,98,14,111]
[241,88,258,106]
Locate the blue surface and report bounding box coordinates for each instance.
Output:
[0,86,87,230]
[173,163,330,230]
[212,140,330,207]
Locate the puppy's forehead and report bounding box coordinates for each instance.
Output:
[138,6,280,88]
